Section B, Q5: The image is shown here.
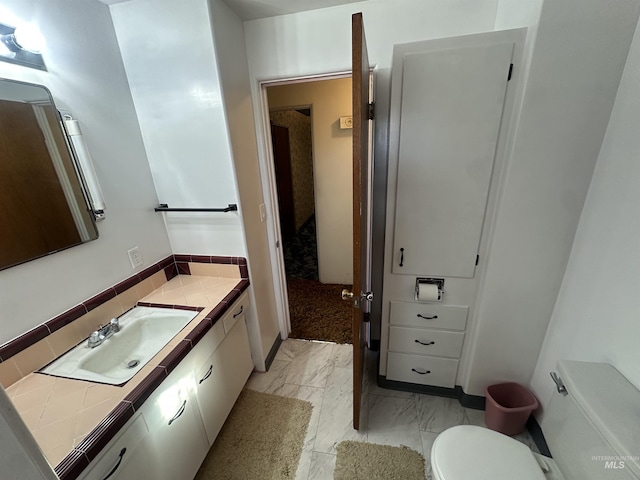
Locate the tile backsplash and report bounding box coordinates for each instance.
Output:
[0,255,248,388]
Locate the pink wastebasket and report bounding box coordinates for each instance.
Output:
[485,382,539,436]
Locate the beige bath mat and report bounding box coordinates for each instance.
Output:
[194,389,313,480]
[334,440,426,480]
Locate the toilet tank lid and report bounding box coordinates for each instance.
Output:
[558,360,640,477]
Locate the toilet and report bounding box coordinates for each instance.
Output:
[431,360,640,480]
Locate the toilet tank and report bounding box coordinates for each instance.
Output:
[541,361,640,480]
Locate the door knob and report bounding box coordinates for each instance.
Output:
[342,290,373,301]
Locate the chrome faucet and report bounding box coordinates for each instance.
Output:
[87,318,121,348]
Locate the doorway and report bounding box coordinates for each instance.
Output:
[266,77,353,344]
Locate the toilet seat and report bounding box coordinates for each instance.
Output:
[431,425,546,480]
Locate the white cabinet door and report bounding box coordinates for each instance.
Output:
[79,414,151,480]
[392,42,513,277]
[142,361,208,480]
[194,317,253,445]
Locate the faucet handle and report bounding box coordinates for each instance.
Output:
[88,331,101,348]
[109,317,121,332]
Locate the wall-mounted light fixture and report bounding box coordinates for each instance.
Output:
[0,21,46,70]
[63,115,106,220]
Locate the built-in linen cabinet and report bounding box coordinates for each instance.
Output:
[381,31,520,392]
[77,293,254,480]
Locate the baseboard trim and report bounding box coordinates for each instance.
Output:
[377,375,486,410]
[459,389,486,410]
[265,334,282,371]
[527,415,552,457]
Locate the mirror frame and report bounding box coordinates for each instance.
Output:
[0,78,99,271]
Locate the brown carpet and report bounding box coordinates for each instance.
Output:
[287,278,353,344]
[334,441,426,480]
[194,389,313,480]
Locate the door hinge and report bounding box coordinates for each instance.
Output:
[507,63,514,81]
[476,254,479,266]
[276,240,280,248]
[368,102,375,120]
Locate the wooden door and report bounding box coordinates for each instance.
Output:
[351,12,372,431]
[270,123,296,243]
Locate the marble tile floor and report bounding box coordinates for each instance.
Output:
[245,338,541,480]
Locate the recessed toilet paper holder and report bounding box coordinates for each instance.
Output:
[415,278,445,302]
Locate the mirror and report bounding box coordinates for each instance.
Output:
[0,78,99,271]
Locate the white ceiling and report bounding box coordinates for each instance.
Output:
[220,0,364,20]
[98,0,364,20]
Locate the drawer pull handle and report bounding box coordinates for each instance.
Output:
[199,365,213,384]
[414,339,435,346]
[411,368,431,375]
[102,448,126,480]
[417,314,438,320]
[399,248,405,267]
[233,305,244,318]
[168,399,187,426]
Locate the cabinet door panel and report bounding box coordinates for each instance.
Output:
[195,317,253,445]
[143,362,208,480]
[79,414,149,480]
[392,42,513,277]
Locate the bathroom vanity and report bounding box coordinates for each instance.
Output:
[0,255,254,480]
[77,292,253,480]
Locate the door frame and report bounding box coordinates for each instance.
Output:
[257,71,352,339]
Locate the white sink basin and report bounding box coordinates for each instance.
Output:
[41,306,198,385]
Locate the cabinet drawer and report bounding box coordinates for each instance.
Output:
[390,301,468,330]
[386,352,458,388]
[388,326,464,358]
[222,291,249,334]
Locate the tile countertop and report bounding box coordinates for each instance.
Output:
[5,274,244,470]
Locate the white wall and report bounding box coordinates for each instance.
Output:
[209,0,281,368]
[111,0,281,367]
[462,0,640,396]
[244,0,499,78]
[110,0,245,256]
[530,21,640,412]
[267,79,353,285]
[0,0,171,345]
